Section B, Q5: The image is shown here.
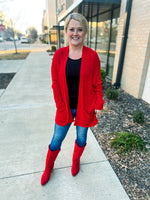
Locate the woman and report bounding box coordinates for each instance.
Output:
[41,13,104,185]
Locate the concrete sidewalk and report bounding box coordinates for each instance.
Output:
[0,46,130,200]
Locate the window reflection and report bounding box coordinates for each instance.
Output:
[91,17,97,50]
[60,29,64,47]
[50,30,57,44]
[96,12,111,71]
[108,8,120,78]
[88,20,91,47]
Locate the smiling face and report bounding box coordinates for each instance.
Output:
[66,19,86,48]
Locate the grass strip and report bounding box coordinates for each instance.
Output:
[0,51,30,60]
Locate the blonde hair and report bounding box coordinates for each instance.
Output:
[64,13,88,34]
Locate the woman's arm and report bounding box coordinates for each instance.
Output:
[93,53,105,110]
[51,52,65,111]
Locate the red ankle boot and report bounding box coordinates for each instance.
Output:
[41,147,60,185]
[71,141,86,176]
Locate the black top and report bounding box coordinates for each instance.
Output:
[66,57,82,109]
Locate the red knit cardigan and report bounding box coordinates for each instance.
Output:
[51,45,104,127]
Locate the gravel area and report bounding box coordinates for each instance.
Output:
[91,80,150,200]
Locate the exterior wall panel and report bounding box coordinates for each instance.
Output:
[112,0,150,99]
[47,0,57,28]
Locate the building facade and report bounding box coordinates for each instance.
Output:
[42,0,58,45]
[42,10,49,42]
[112,0,150,103]
[0,11,15,40]
[45,0,150,104]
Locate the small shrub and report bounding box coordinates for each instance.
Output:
[106,87,119,100]
[133,110,144,124]
[41,39,47,44]
[51,46,56,52]
[101,69,106,85]
[110,132,147,154]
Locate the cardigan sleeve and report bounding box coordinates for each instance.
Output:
[51,51,65,111]
[93,53,105,110]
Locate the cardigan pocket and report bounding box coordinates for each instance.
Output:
[56,102,66,111]
[55,108,68,126]
[85,91,96,114]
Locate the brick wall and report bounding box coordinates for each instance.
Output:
[112,0,150,98]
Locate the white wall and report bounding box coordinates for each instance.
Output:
[142,60,150,104]
[46,0,57,28]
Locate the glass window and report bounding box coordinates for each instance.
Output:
[91,16,97,50]
[87,20,91,47]
[60,29,64,47]
[107,8,120,78]
[59,20,65,47]
[96,12,111,71]
[50,30,57,44]
[83,3,89,18]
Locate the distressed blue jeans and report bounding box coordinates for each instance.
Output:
[50,109,88,151]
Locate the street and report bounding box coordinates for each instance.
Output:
[0,40,32,51]
[0,39,50,53]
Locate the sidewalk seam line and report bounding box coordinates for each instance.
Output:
[0,102,55,110]
[0,160,107,180]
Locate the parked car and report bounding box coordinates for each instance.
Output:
[21,37,29,43]
[0,36,3,42]
[6,37,14,41]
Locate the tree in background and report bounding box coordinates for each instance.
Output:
[26,26,38,41]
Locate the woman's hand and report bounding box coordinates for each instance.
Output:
[95,110,102,116]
